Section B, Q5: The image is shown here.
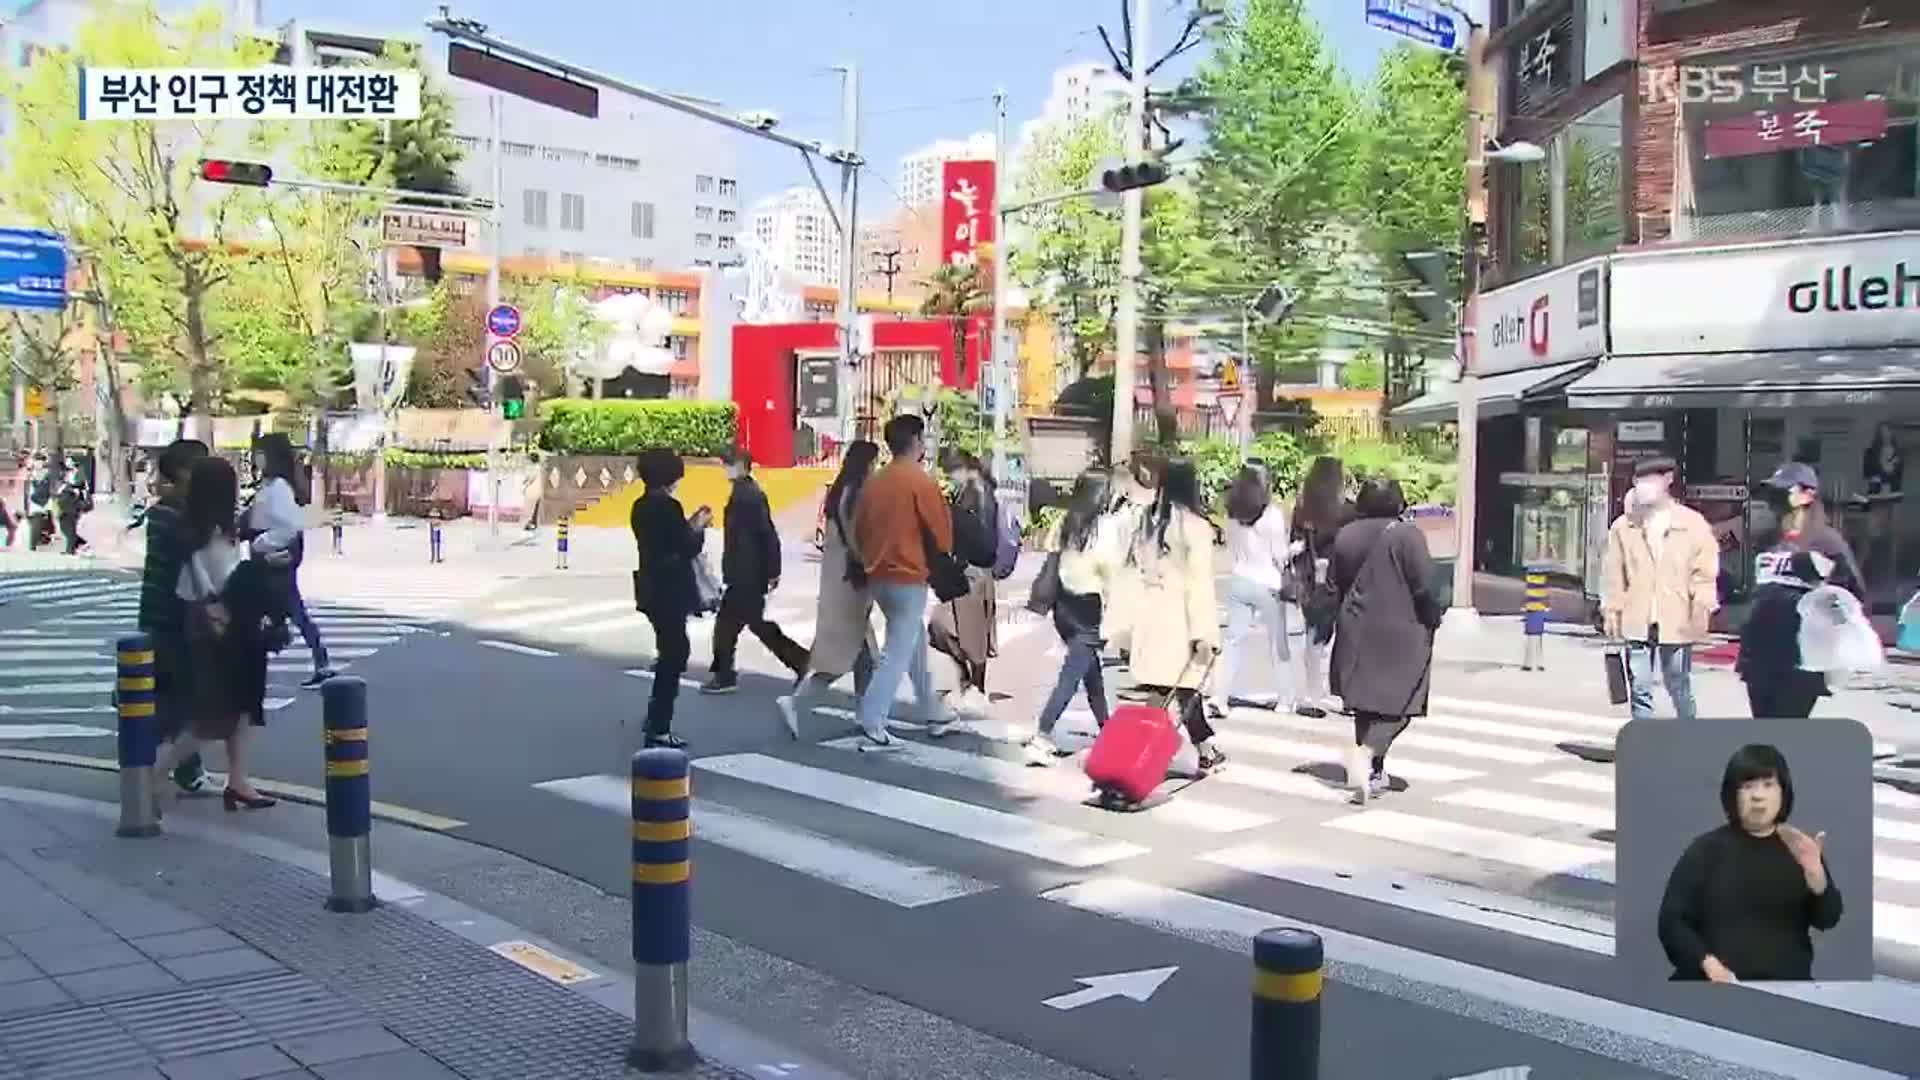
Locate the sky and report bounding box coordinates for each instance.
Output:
[265,0,1482,212]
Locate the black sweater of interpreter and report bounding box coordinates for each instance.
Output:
[1657,824,1842,981]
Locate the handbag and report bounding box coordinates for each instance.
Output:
[1603,644,1630,706]
[922,523,971,603]
[1027,550,1062,615]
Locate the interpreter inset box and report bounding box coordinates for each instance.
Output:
[1615,717,1875,983]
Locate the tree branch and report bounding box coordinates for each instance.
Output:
[1146,12,1207,76]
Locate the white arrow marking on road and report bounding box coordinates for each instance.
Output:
[1040,966,1178,1010]
[1447,1069,1531,1080]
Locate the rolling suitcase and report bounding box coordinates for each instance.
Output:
[1085,656,1213,808]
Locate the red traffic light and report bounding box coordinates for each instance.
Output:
[198,159,273,187]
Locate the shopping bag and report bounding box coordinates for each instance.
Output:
[693,555,723,615]
[1603,645,1630,706]
[1899,593,1920,653]
[1797,585,1884,674]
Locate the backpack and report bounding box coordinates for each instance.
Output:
[990,499,1021,580]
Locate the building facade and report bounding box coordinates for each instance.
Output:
[749,186,842,288]
[1014,61,1128,169]
[898,132,997,210]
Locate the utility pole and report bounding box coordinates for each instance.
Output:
[873,249,902,303]
[836,65,861,448]
[1447,15,1491,626]
[1111,0,1148,466]
[485,93,504,535]
[988,86,1010,483]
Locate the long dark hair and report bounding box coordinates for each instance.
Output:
[825,440,880,521]
[254,433,309,505]
[1355,477,1407,520]
[1149,457,1206,553]
[1294,455,1345,533]
[184,457,239,549]
[1225,462,1272,526]
[1060,468,1113,552]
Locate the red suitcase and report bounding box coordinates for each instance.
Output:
[1084,700,1184,806]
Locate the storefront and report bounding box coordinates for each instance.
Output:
[1566,231,1920,612]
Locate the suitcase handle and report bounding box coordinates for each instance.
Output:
[1154,646,1221,712]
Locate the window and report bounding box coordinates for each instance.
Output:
[694,206,714,222]
[693,258,714,268]
[719,178,738,197]
[695,232,713,248]
[631,201,656,239]
[718,208,737,224]
[1501,156,1552,277]
[523,189,549,228]
[656,288,693,314]
[695,174,715,194]
[1564,96,1625,259]
[542,145,588,164]
[560,193,585,231]
[502,140,536,158]
[717,235,735,251]
[596,152,641,171]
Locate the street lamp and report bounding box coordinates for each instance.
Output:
[1484,140,1547,164]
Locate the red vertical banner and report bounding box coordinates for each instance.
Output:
[940,160,996,268]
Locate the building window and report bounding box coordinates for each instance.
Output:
[631,201,656,239]
[694,258,714,268]
[523,189,549,228]
[695,232,713,248]
[694,206,713,222]
[595,152,641,171]
[718,208,737,224]
[503,140,536,158]
[719,178,738,197]
[717,235,735,251]
[656,288,693,314]
[560,192,585,232]
[1500,155,1552,278]
[695,174,715,194]
[1565,95,1625,259]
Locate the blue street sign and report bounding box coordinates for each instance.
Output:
[1365,0,1459,51]
[486,303,522,338]
[0,228,68,310]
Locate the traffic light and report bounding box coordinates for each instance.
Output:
[499,375,525,420]
[1398,250,1455,326]
[198,159,273,187]
[464,366,491,409]
[1100,160,1171,192]
[1251,282,1299,326]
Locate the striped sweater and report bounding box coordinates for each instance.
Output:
[138,501,192,639]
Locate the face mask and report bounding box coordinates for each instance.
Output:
[1633,479,1666,505]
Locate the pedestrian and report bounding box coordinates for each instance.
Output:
[248,434,333,688]
[154,456,278,811]
[1121,457,1227,774]
[1211,461,1296,719]
[775,440,881,739]
[1290,455,1354,717]
[851,415,958,749]
[55,457,90,555]
[1738,463,1867,718]
[25,454,55,550]
[630,448,714,748]
[928,448,999,718]
[1599,458,1719,721]
[139,439,212,795]
[0,493,14,549]
[703,446,810,694]
[1100,455,1160,668]
[1330,477,1444,805]
[1025,467,1124,765]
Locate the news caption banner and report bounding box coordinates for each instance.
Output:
[77,66,422,121]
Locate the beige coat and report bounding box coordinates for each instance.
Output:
[1600,500,1719,644]
[1124,508,1220,689]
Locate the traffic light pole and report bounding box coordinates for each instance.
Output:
[486,92,503,536]
[1111,0,1149,466]
[988,86,1009,484]
[1446,18,1491,628]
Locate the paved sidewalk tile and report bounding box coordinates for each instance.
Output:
[276,1025,409,1068]
[129,929,246,961]
[311,1049,461,1079]
[156,1044,300,1079]
[0,977,69,1017]
[55,960,181,1002]
[159,948,282,985]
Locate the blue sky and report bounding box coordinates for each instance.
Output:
[267,0,1479,209]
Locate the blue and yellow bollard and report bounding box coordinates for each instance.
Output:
[331,508,344,555]
[556,517,570,570]
[321,677,376,914]
[627,748,697,1072]
[1522,567,1549,671]
[428,516,443,564]
[115,633,160,839]
[1250,927,1322,1079]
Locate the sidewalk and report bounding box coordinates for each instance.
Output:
[0,793,757,1080]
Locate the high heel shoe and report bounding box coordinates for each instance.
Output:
[223,787,277,811]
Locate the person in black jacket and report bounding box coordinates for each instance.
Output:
[929,449,999,718]
[1738,463,1866,718]
[1657,743,1841,982]
[699,447,808,694]
[631,449,713,747]
[140,439,211,793]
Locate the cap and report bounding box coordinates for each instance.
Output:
[1766,461,1821,491]
[1633,457,1677,479]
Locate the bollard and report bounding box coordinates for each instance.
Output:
[331,509,344,555]
[556,517,570,570]
[1250,927,1321,1080]
[114,633,161,839]
[321,677,376,914]
[627,748,697,1072]
[1522,567,1548,671]
[428,518,443,564]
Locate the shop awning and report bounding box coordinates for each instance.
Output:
[1564,348,1920,410]
[1390,359,1597,426]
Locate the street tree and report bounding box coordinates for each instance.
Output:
[371,43,466,284]
[505,274,607,398]
[1008,117,1121,386]
[1,306,90,447]
[919,262,988,381]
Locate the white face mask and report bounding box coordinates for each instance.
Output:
[1633,478,1668,507]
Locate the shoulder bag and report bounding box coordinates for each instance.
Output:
[922,523,971,603]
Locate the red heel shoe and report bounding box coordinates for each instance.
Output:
[223,787,277,811]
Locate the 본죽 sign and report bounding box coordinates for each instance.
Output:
[1704,98,1890,159]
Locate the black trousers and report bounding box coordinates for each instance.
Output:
[1353,711,1412,773]
[644,609,691,737]
[1138,685,1214,745]
[1745,677,1823,719]
[712,586,808,676]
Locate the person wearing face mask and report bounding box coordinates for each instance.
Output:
[1600,458,1719,722]
[1738,463,1866,719]
[1656,743,1840,982]
[702,446,809,695]
[630,448,714,748]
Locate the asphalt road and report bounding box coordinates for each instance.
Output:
[2,553,1918,1079]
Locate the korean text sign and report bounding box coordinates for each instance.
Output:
[940,160,996,267]
[79,67,421,121]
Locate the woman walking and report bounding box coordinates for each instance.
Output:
[248,434,332,687]
[1738,463,1867,718]
[630,448,714,748]
[1211,461,1296,719]
[1025,468,1124,765]
[1100,455,1160,666]
[155,457,278,811]
[776,441,882,739]
[1122,458,1227,774]
[928,449,999,718]
[1291,456,1354,717]
[1330,478,1444,805]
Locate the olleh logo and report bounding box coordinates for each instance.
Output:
[1490,296,1552,356]
[1788,264,1920,313]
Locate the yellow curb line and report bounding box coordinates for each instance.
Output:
[0,749,467,831]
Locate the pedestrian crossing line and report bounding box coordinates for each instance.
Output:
[692,753,1149,868]
[1227,711,1559,766]
[566,613,647,638]
[0,683,108,697]
[15,584,127,604]
[623,669,704,690]
[0,635,124,646]
[1210,730,1482,784]
[0,666,114,678]
[1427,695,1627,733]
[36,594,139,609]
[268,662,353,675]
[816,735,1272,834]
[1536,767,1920,816]
[1039,877,1906,1080]
[488,597,564,614]
[278,647,380,660]
[0,576,124,599]
[1200,760,1355,804]
[1878,818,1920,845]
[533,775,995,908]
[1419,711,1614,746]
[0,723,113,738]
[480,599,632,633]
[1326,809,1615,883]
[0,651,109,663]
[1437,788,1613,831]
[479,640,558,658]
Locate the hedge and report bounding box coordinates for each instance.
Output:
[536,399,738,457]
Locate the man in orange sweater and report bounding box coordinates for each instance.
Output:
[851,414,956,748]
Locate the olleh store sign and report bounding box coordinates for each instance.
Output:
[1472,256,1608,374]
[1787,263,1920,314]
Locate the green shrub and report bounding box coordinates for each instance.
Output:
[1247,430,1312,497]
[1339,438,1457,507]
[1175,436,1245,511]
[536,399,738,456]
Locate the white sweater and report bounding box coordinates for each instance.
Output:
[246,478,304,555]
[1223,505,1291,592]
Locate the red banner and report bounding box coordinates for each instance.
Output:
[1703,98,1889,159]
[939,160,996,268]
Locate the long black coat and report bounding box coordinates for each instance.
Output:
[721,477,781,589]
[631,489,705,616]
[1329,517,1444,718]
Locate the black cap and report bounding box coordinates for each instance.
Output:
[1633,457,1677,479]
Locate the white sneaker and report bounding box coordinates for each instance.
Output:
[1024,735,1059,766]
[774,696,800,740]
[858,728,899,752]
[1347,746,1370,806]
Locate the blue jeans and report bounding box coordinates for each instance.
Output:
[1626,639,1695,722]
[1215,577,1293,709]
[1037,592,1109,736]
[856,582,939,737]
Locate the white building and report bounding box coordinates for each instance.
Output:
[1015,61,1128,170]
[898,132,996,210]
[749,186,840,288]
